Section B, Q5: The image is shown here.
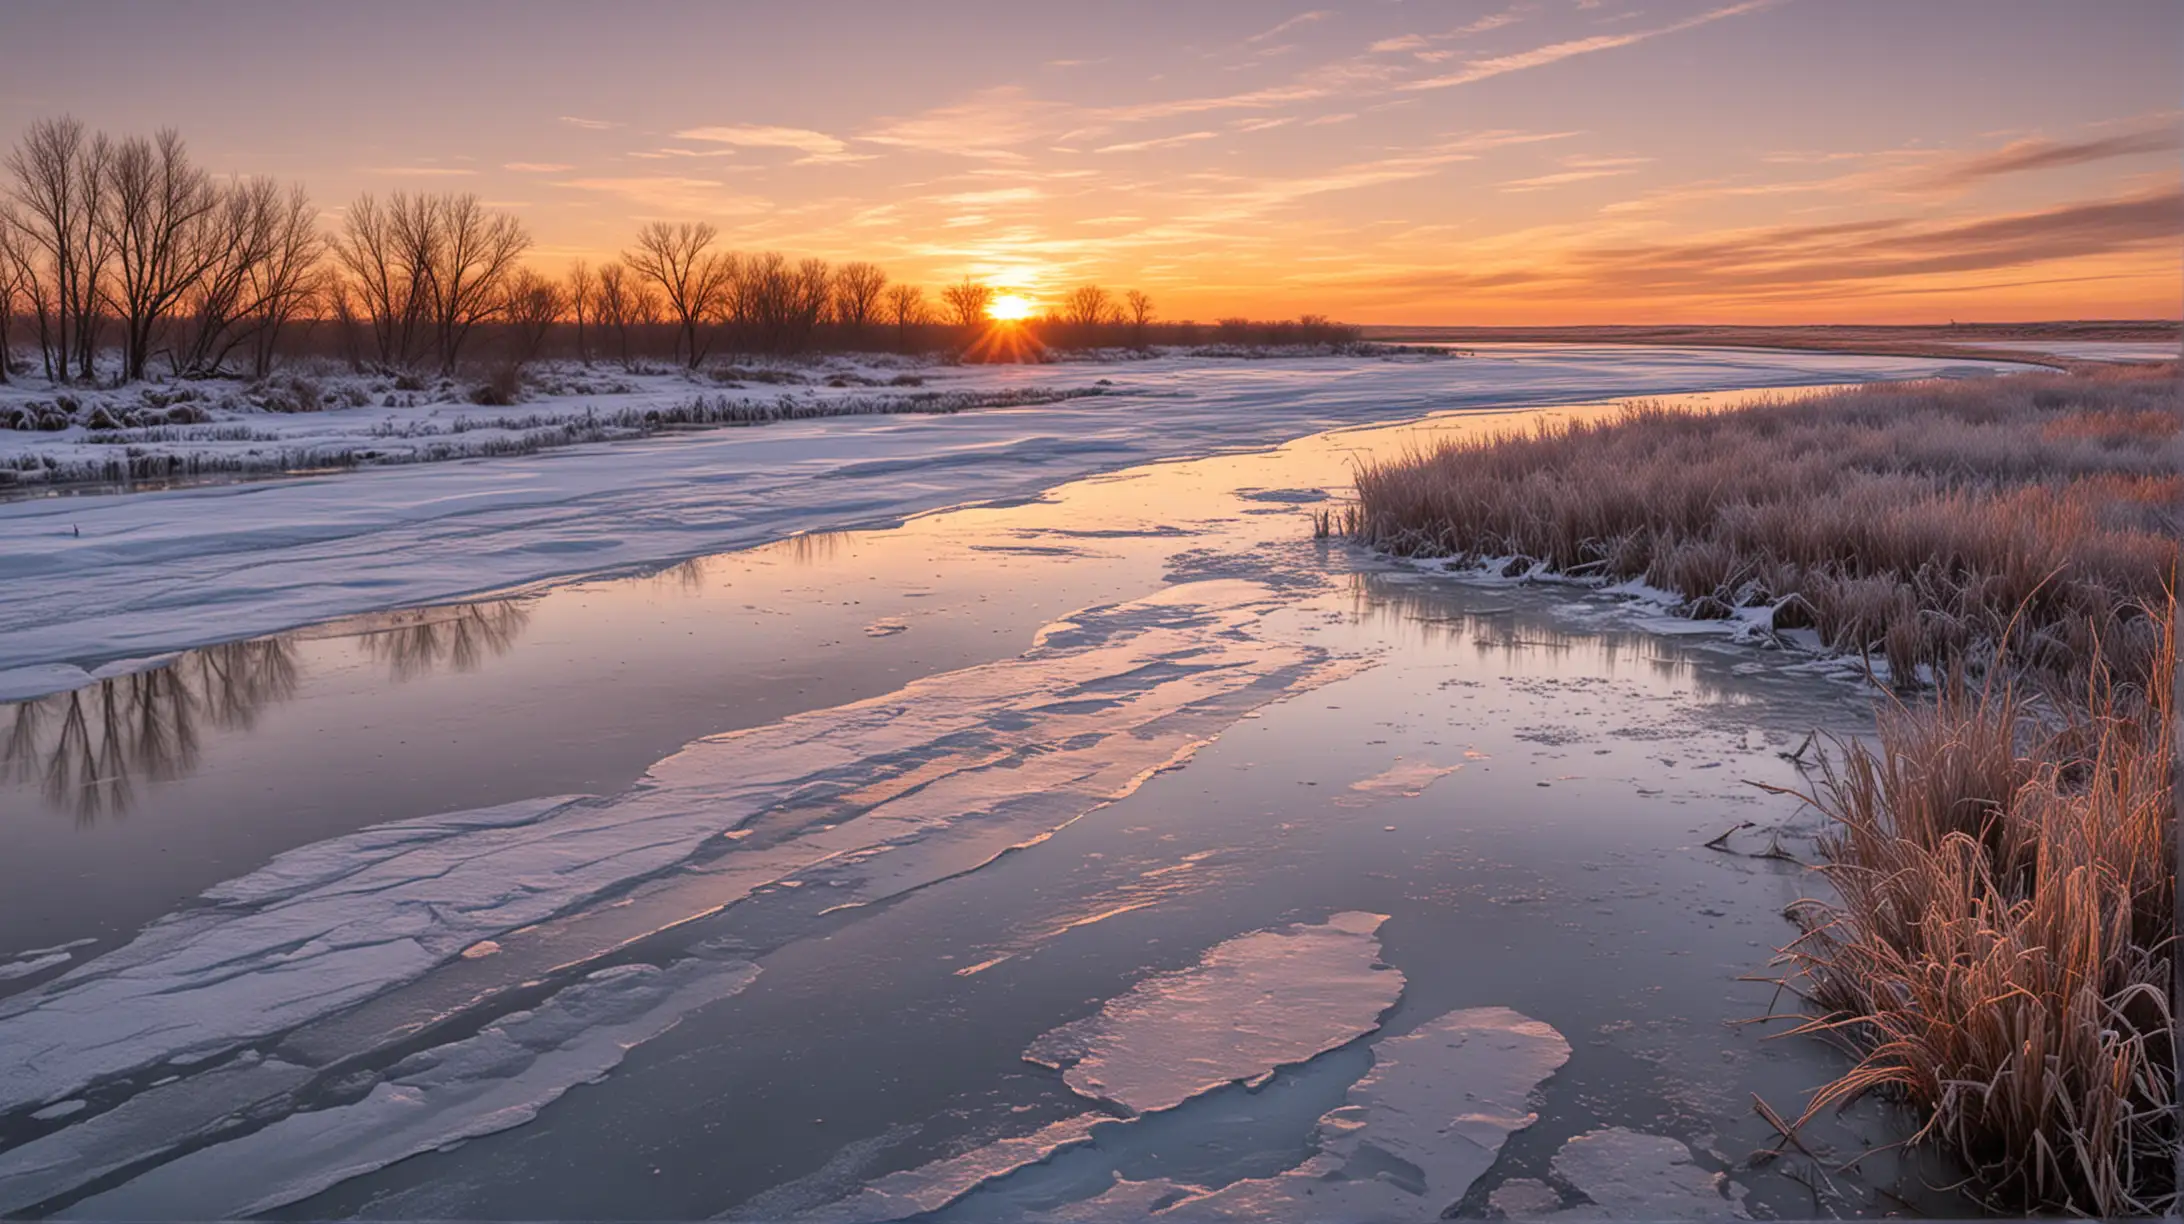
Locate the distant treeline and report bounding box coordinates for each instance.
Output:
[0,117,1360,386]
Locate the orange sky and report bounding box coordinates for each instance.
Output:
[2,0,2178,323]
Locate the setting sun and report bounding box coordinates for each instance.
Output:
[987,294,1035,322]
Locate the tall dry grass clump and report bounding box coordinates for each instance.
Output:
[1350,364,2179,693]
[1349,363,2179,1211]
[1779,652,2174,1215]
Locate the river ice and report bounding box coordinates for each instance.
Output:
[0,580,1361,1211]
[0,346,2029,700]
[1024,911,1400,1115]
[0,347,2014,1217]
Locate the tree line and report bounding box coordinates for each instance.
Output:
[0,117,1358,387]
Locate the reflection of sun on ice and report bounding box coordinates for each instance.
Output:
[988,293,1034,322]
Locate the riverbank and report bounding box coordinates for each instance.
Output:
[1347,361,2180,1213]
[0,345,2030,703]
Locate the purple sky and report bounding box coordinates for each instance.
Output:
[2,0,2177,321]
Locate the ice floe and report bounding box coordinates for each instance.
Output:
[57,956,758,1220]
[0,580,1364,1210]
[1025,912,1400,1115]
[1041,1006,1573,1221]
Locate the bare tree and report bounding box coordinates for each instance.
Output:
[5,117,114,381]
[884,282,926,353]
[594,259,636,368]
[176,179,323,378]
[830,261,887,346]
[1061,284,1112,333]
[735,250,791,354]
[331,192,432,369]
[624,220,730,368]
[101,129,221,381]
[940,277,993,331]
[240,183,326,379]
[788,257,831,352]
[424,194,530,372]
[0,209,27,383]
[564,259,595,366]
[500,267,564,365]
[1124,289,1155,349]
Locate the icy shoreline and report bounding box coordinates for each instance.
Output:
[0,346,2031,702]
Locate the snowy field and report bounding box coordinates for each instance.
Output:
[1967,338,2179,361]
[0,345,2029,700]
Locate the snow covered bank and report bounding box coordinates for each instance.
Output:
[0,346,2031,700]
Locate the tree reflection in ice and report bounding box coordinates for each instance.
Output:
[2,639,300,824]
[2,599,532,822]
[353,600,533,682]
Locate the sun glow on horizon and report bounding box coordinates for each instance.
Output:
[988,293,1036,322]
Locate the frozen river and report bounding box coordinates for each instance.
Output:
[0,349,2019,1219]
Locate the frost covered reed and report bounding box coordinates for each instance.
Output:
[1350,363,2178,693]
[1777,645,2174,1215]
[1349,362,2179,1212]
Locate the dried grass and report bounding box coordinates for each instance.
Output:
[1350,363,2180,1212]
[1351,364,2179,693]
[1775,650,2174,1215]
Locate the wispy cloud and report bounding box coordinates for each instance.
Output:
[1910,127,2181,192]
[1404,0,1777,90]
[1246,11,1332,43]
[860,87,1064,160]
[503,162,574,173]
[552,175,764,215]
[364,166,477,177]
[558,115,618,131]
[1452,7,1528,36]
[676,124,848,156]
[1096,130,1222,154]
[1499,167,1639,191]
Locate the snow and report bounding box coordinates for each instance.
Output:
[1024,911,1400,1115]
[0,347,2032,702]
[1967,340,2177,362]
[0,579,1357,1126]
[60,956,760,1220]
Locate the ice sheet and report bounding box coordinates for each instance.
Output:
[1071,1006,1572,1221]
[0,581,1356,1131]
[62,956,760,1219]
[875,1006,1571,1223]
[1024,912,1400,1115]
